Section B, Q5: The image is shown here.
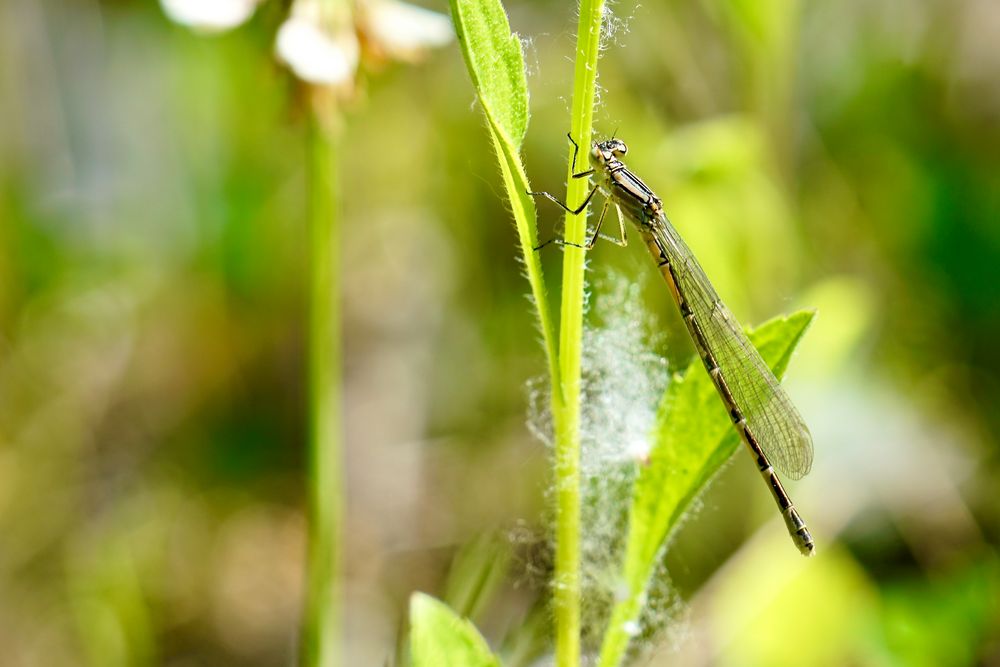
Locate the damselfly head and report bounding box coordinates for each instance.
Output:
[591,138,629,166]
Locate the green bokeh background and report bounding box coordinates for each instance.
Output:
[1,0,998,664]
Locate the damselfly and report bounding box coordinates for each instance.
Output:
[531,135,815,556]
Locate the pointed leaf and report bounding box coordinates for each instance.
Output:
[410,593,502,667]
[449,0,528,146]
[598,311,815,667]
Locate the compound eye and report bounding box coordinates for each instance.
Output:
[613,141,628,157]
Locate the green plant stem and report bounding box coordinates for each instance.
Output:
[552,2,606,665]
[301,106,342,667]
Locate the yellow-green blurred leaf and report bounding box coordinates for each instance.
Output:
[410,593,502,667]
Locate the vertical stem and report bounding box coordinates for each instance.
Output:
[301,104,342,667]
[553,1,606,665]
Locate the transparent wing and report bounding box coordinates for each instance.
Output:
[650,213,813,479]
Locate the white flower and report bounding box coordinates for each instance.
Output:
[274,0,453,90]
[160,0,260,33]
[361,0,453,63]
[276,15,359,86]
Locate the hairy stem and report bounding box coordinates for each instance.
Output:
[552,1,606,664]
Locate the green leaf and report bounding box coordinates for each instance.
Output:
[448,0,558,404]
[449,0,528,147]
[597,310,815,667]
[410,593,502,667]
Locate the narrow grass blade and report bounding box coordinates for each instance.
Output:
[443,534,512,621]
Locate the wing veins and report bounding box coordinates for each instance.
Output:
[650,215,813,479]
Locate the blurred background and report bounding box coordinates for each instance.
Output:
[1,0,998,665]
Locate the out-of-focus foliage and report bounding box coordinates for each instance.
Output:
[410,593,501,667]
[0,0,998,665]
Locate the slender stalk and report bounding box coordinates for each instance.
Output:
[301,102,342,667]
[552,1,606,665]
